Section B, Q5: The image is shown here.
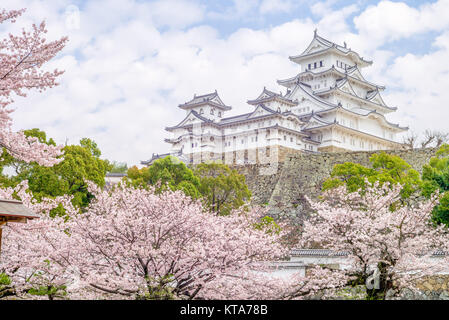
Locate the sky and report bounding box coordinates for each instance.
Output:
[1,0,449,166]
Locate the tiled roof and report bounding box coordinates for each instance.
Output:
[141,151,183,165]
[289,31,373,66]
[247,87,298,106]
[0,199,39,219]
[290,249,349,257]
[278,66,385,92]
[292,249,449,258]
[105,173,127,177]
[315,80,397,112]
[178,90,232,111]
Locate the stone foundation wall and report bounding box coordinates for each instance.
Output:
[233,147,438,223]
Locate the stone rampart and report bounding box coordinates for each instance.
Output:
[235,147,438,223]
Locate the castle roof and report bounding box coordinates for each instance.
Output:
[303,122,405,146]
[178,90,232,111]
[278,65,384,91]
[284,81,338,109]
[315,105,408,132]
[314,78,397,113]
[166,103,307,132]
[289,31,373,67]
[247,87,298,106]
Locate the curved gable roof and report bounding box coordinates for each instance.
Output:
[178,90,232,111]
[289,31,373,67]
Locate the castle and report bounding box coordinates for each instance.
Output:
[142,31,407,166]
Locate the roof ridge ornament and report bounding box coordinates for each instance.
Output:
[314,28,317,37]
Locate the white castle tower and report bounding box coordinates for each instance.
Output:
[142,31,407,166]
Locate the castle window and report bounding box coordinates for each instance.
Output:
[284,135,287,141]
[308,63,311,70]
[218,111,222,117]
[314,62,317,69]
[266,146,270,157]
[290,137,293,142]
[199,108,204,114]
[320,61,323,67]
[210,108,215,115]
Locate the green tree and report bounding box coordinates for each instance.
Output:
[108,161,128,174]
[194,162,251,216]
[127,156,201,199]
[322,152,422,200]
[1,130,112,214]
[421,144,449,225]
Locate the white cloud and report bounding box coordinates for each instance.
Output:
[354,0,449,50]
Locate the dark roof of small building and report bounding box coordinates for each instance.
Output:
[105,173,127,178]
[0,199,39,219]
[292,248,449,258]
[141,150,184,166]
[291,249,349,257]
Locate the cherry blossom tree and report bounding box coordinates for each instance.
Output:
[301,182,449,300]
[0,8,67,166]
[63,183,289,300]
[0,181,78,299]
[1,182,348,300]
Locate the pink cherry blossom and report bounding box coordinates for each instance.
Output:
[0,8,66,166]
[1,182,347,300]
[300,182,449,297]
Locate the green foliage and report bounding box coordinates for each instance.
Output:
[0,273,11,286]
[128,158,252,215]
[79,138,101,157]
[127,156,201,199]
[322,152,422,200]
[253,216,282,235]
[0,273,14,299]
[138,275,176,300]
[28,284,68,300]
[108,161,128,174]
[431,192,449,225]
[421,144,449,226]
[127,165,151,188]
[194,162,251,216]
[322,162,377,193]
[0,129,112,213]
